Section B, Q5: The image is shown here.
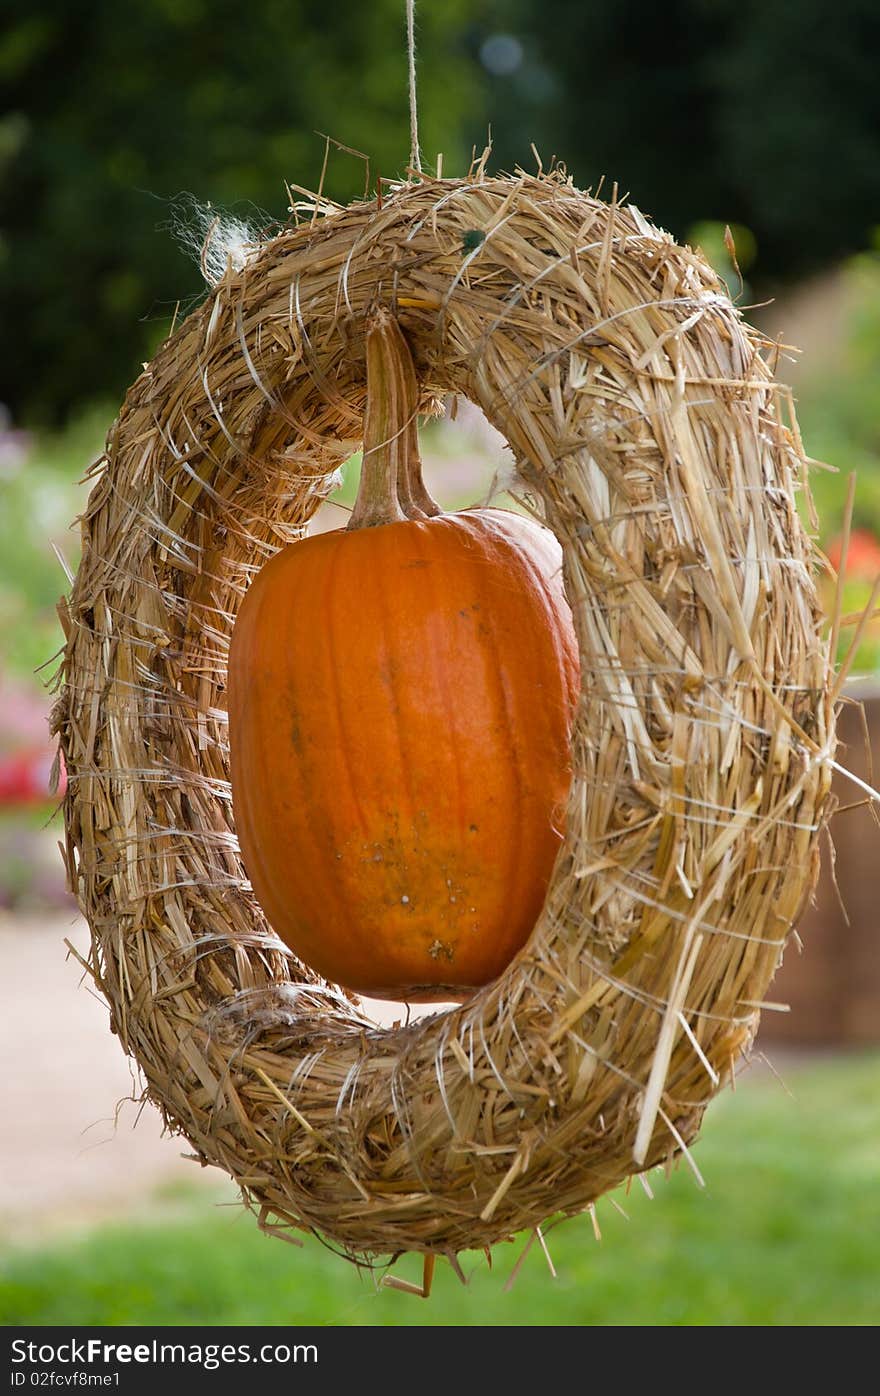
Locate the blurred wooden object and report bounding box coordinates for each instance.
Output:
[760,686,880,1045]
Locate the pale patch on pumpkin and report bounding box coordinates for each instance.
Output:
[428,939,455,961]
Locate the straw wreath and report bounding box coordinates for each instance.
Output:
[54,168,836,1269]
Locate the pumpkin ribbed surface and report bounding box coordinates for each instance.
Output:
[228,506,579,999]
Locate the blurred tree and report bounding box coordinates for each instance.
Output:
[479,0,880,281]
[0,0,479,422]
[5,1,879,424]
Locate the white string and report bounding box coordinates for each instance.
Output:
[406,0,421,172]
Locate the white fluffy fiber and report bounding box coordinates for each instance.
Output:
[166,194,266,286]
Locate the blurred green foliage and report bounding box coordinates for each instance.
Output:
[4,2,880,423]
[2,1052,878,1324]
[794,253,880,672]
[0,409,104,682]
[795,252,880,540]
[0,0,480,423]
[484,0,880,282]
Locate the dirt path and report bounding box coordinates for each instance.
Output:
[0,911,232,1242]
[0,910,427,1243]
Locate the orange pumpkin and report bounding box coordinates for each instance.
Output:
[228,311,579,1000]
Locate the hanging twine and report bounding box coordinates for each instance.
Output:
[407,0,421,173]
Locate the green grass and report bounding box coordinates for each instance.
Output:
[2,1053,878,1326]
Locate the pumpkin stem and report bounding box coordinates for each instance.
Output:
[400,412,443,520]
[348,307,441,531]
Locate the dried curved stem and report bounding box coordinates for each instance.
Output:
[348,307,441,530]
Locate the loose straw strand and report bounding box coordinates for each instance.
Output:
[406,0,421,173]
